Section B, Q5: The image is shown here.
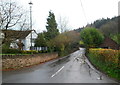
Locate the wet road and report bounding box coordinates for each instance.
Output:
[2,48,119,83]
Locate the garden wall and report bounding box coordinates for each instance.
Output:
[2,53,58,71]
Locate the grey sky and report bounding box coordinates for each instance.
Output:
[17,0,119,33]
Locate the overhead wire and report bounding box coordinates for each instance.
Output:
[79,0,88,24]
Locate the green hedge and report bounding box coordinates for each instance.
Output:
[2,49,48,54]
[88,48,120,80]
[2,49,21,54]
[21,50,48,54]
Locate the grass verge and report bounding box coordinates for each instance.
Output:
[87,53,120,81]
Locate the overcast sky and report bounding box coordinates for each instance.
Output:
[16,0,119,33]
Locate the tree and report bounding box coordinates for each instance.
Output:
[0,0,29,45]
[45,11,59,40]
[80,27,104,47]
[0,0,28,30]
[100,21,118,36]
[34,33,47,47]
[47,31,80,54]
[111,34,120,44]
[47,33,70,54]
[58,16,69,33]
[92,18,110,29]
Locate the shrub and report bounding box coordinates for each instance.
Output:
[89,48,119,64]
[88,48,120,80]
[38,50,48,53]
[80,27,104,47]
[2,48,21,54]
[21,50,38,54]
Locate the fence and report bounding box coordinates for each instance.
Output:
[31,47,48,51]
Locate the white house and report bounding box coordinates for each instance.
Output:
[2,30,38,50]
[22,30,38,50]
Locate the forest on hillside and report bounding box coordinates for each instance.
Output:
[75,16,120,44]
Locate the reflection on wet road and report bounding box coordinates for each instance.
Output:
[2,48,119,83]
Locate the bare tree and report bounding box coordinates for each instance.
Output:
[58,16,69,33]
[0,0,29,30]
[0,0,29,45]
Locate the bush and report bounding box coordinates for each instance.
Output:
[38,50,48,53]
[42,50,48,53]
[19,50,48,54]
[89,48,119,64]
[80,27,104,47]
[21,50,38,54]
[2,48,21,54]
[2,48,48,54]
[88,48,120,80]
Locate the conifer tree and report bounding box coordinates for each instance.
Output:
[45,11,59,40]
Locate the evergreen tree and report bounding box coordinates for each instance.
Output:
[45,11,59,40]
[34,33,47,47]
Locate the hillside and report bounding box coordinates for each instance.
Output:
[75,16,119,33]
[74,16,120,44]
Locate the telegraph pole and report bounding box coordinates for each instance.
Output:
[28,1,33,50]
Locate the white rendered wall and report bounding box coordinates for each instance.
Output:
[24,32,38,50]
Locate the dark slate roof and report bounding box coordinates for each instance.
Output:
[100,37,120,50]
[2,30,32,39]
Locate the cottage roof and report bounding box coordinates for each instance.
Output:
[2,30,32,39]
[100,37,119,50]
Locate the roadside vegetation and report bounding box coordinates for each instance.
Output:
[87,48,120,80]
[80,27,104,48]
[34,11,80,57]
[79,17,120,80]
[2,48,47,55]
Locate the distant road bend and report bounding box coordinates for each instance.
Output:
[2,48,119,83]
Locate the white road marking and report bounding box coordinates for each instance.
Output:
[51,66,65,78]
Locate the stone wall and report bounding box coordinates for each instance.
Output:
[2,53,58,71]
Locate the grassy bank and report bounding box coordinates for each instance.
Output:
[87,48,120,80]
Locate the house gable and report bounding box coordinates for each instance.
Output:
[100,37,119,50]
[2,30,38,50]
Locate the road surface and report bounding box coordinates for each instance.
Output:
[2,48,119,83]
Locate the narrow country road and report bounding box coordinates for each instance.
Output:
[2,48,119,83]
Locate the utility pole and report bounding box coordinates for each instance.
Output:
[28,1,33,50]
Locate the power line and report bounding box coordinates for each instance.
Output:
[79,0,88,24]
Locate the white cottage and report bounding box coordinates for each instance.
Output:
[22,30,38,50]
[2,30,38,50]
